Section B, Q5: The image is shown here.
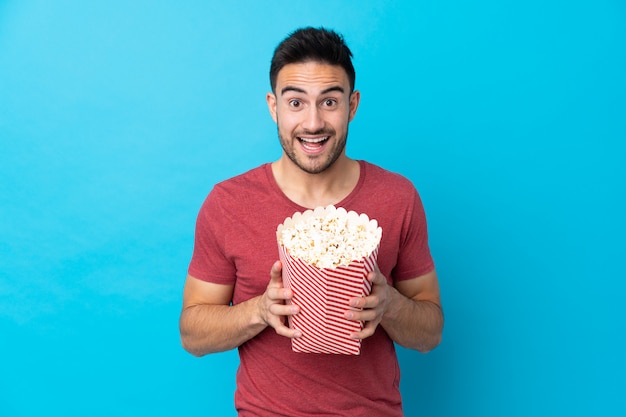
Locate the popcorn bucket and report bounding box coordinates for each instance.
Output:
[276,206,382,355]
[278,245,378,354]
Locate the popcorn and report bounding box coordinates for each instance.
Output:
[277,205,382,269]
[276,205,382,355]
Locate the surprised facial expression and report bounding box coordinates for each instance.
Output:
[267,61,360,174]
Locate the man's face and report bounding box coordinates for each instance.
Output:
[267,61,360,174]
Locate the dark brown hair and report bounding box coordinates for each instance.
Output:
[269,27,356,93]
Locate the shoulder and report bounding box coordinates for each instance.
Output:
[212,164,270,194]
[199,164,273,217]
[208,164,274,203]
[359,161,420,200]
[353,161,428,224]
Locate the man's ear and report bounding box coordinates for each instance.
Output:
[266,92,278,123]
[348,90,361,122]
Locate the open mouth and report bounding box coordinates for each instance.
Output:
[298,136,329,152]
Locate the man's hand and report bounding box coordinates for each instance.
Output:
[344,268,392,340]
[257,261,302,338]
[344,268,443,351]
[179,262,304,356]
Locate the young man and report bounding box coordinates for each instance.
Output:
[180,27,443,416]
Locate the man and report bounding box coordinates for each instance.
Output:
[180,27,443,416]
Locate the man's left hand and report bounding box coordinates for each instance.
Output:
[344,268,392,340]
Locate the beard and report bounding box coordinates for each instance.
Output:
[277,124,349,175]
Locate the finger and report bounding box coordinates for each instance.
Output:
[271,320,302,338]
[269,303,300,317]
[266,286,294,302]
[350,321,377,340]
[344,307,377,322]
[268,260,283,286]
[267,312,302,338]
[348,271,385,307]
[368,269,386,285]
[348,291,381,309]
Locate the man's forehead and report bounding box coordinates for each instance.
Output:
[276,62,350,95]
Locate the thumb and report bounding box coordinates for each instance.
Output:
[269,260,283,286]
[368,265,386,286]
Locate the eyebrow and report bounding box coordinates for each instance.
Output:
[280,85,345,96]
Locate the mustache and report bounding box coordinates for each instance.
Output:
[295,128,335,136]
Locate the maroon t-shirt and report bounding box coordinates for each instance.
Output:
[188,161,434,416]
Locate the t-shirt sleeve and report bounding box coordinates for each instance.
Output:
[392,188,435,281]
[187,188,237,285]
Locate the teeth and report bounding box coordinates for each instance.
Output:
[299,137,328,143]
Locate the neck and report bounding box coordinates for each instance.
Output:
[271,156,360,209]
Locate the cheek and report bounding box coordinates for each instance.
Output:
[276,112,298,131]
[329,112,350,129]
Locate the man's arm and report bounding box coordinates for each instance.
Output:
[346,269,443,353]
[179,261,301,357]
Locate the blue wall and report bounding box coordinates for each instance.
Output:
[1,1,624,416]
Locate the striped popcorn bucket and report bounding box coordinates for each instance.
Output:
[278,244,379,355]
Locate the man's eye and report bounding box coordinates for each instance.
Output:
[289,100,302,108]
[323,99,337,107]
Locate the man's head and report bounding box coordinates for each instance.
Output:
[269,27,356,94]
[267,28,360,175]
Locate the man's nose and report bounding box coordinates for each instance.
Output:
[302,106,324,131]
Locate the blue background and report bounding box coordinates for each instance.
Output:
[1,1,625,416]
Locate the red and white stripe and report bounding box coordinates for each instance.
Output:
[278,245,378,355]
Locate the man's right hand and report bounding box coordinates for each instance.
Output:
[257,260,302,338]
[180,261,301,356]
